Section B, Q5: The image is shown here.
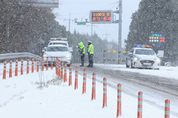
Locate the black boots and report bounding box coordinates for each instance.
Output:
[80,64,84,67]
[87,64,93,67]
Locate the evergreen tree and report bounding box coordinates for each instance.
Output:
[126,0,178,65]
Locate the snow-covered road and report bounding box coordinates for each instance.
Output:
[0,63,178,117]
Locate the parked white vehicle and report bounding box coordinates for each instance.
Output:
[126,44,160,70]
[43,38,72,66]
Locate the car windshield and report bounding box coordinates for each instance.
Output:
[135,49,155,55]
[46,46,68,52]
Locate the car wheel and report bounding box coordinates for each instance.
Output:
[126,60,129,68]
[67,62,72,67]
[131,61,134,68]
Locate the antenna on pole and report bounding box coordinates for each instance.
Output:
[118,0,122,51]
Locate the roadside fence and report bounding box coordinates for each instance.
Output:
[0,52,55,79]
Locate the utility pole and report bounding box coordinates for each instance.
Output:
[64,13,73,33]
[68,13,71,32]
[91,23,93,36]
[103,31,110,41]
[118,0,122,51]
[87,24,97,36]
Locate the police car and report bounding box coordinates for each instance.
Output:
[126,44,160,70]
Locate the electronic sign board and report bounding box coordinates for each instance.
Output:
[148,33,166,46]
[89,10,113,24]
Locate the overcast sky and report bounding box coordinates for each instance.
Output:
[53,0,141,48]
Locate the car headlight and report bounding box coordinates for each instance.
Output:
[156,58,160,63]
[66,54,71,60]
[43,54,47,57]
[43,54,48,59]
[134,57,139,61]
[66,54,71,58]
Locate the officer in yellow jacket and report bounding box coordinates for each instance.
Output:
[78,42,85,67]
[87,41,94,67]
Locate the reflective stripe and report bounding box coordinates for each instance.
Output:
[165,103,170,107]
[165,110,170,115]
[138,95,143,99]
[92,80,96,83]
[117,98,121,101]
[138,101,142,105]
[103,86,107,88]
[83,80,87,82]
[138,108,142,112]
[75,75,78,79]
[92,84,96,87]
[117,86,121,89]
[117,92,121,96]
[103,80,107,83]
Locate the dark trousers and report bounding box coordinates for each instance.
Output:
[88,54,94,66]
[81,54,85,65]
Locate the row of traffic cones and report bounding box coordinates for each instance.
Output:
[55,63,171,118]
[2,57,54,79]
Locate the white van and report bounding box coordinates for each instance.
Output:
[43,38,73,66]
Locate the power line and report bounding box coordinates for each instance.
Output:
[103,31,110,40]
[87,24,97,36]
[109,2,118,10]
[81,1,118,20]
[96,26,115,42]
[99,1,118,10]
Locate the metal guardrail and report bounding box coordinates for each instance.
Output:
[0,52,42,60]
[102,50,129,64]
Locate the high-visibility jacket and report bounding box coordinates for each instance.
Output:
[78,42,85,54]
[88,44,94,54]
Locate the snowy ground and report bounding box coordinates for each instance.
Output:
[96,64,178,80]
[0,63,177,118]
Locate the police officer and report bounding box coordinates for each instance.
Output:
[78,42,85,67]
[87,41,94,67]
